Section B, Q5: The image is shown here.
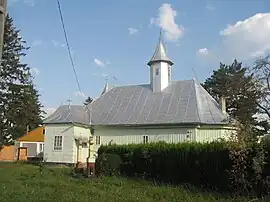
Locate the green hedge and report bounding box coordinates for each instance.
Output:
[97,142,232,191]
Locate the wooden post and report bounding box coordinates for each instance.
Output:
[86,133,94,177]
[0,0,6,65]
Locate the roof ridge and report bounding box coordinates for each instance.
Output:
[192,79,202,123]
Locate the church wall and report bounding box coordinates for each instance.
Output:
[195,127,233,142]
[44,124,75,164]
[93,125,233,153]
[93,126,196,153]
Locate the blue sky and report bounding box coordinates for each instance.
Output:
[7,0,270,115]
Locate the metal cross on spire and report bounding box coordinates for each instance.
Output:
[67,98,72,108]
[159,28,162,37]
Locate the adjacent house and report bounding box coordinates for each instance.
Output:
[16,126,45,158]
[43,106,91,164]
[43,32,233,165]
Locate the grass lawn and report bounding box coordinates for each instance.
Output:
[0,162,250,202]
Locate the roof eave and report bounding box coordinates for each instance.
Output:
[147,59,174,66]
[43,122,89,127]
[91,121,229,128]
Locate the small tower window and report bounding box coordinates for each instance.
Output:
[168,66,171,80]
[155,68,159,75]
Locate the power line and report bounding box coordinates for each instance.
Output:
[56,0,83,96]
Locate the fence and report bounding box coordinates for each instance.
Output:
[0,145,28,161]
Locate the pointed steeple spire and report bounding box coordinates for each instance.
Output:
[100,77,109,95]
[67,98,72,109]
[147,30,173,66]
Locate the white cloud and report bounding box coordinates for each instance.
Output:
[128,28,139,35]
[30,67,40,76]
[24,0,35,6]
[92,72,108,78]
[74,91,87,99]
[197,48,209,55]
[201,13,270,63]
[151,3,184,41]
[206,4,215,11]
[31,39,42,47]
[8,0,35,6]
[94,58,106,67]
[52,40,66,48]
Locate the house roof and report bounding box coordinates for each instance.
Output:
[88,79,229,126]
[17,126,45,142]
[43,79,229,126]
[43,105,89,125]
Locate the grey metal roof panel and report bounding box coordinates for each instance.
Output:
[44,79,229,126]
[43,105,89,125]
[88,79,229,126]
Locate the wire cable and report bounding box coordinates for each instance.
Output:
[56,0,83,96]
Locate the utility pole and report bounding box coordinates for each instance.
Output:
[0,0,6,65]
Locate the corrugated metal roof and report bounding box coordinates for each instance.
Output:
[17,126,44,142]
[43,80,229,126]
[89,79,229,126]
[43,105,89,125]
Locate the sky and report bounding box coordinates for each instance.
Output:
[7,0,270,117]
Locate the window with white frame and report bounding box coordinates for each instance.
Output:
[96,136,101,145]
[54,136,63,150]
[143,135,149,144]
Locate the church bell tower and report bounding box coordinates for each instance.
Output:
[147,30,174,92]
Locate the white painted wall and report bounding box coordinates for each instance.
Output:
[44,123,232,164]
[195,128,232,142]
[93,125,232,153]
[151,62,170,92]
[73,126,91,163]
[93,127,196,152]
[44,124,75,164]
[44,124,91,164]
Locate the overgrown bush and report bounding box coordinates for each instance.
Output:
[98,142,232,191]
[95,153,122,176]
[227,124,270,197]
[98,137,270,196]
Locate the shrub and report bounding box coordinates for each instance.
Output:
[98,142,232,191]
[98,132,270,197]
[95,153,122,176]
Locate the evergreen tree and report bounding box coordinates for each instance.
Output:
[203,59,260,125]
[0,14,43,144]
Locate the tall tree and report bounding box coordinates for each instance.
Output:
[203,59,260,124]
[251,55,270,119]
[0,14,43,144]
